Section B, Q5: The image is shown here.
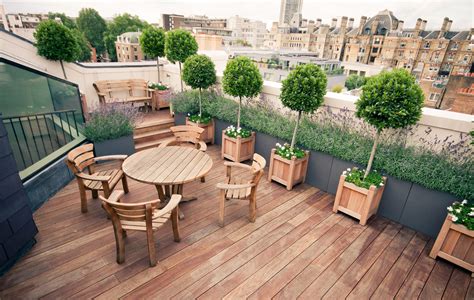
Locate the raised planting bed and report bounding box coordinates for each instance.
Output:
[268,149,309,190]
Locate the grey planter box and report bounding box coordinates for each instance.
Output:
[306,151,334,192]
[377,176,411,222]
[94,135,135,157]
[255,132,277,163]
[327,158,359,194]
[175,113,186,125]
[399,183,458,237]
[214,119,231,146]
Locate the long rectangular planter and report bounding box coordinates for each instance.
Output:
[268,149,309,190]
[333,174,386,225]
[430,215,473,276]
[94,135,135,157]
[221,131,255,162]
[186,117,215,144]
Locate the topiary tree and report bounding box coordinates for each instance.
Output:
[280,64,327,149]
[182,54,216,116]
[139,27,166,83]
[357,68,423,178]
[34,20,80,79]
[165,29,198,92]
[222,56,263,128]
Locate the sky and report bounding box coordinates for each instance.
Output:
[3,0,473,30]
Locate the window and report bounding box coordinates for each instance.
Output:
[400,42,406,48]
[372,47,379,53]
[423,42,430,49]
[429,93,440,102]
[374,38,381,44]
[369,56,376,63]
[134,47,138,51]
[451,43,459,50]
[345,55,349,61]
[134,55,138,61]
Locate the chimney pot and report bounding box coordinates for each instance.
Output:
[331,18,337,28]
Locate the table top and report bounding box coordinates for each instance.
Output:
[122,146,213,185]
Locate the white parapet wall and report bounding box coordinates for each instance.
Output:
[1,30,473,149]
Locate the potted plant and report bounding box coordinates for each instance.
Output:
[430,200,473,275]
[148,82,170,110]
[83,103,140,156]
[221,56,263,162]
[182,54,217,144]
[333,69,424,225]
[268,64,327,190]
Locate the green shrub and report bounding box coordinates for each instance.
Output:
[84,104,140,142]
[171,91,473,200]
[345,74,367,90]
[331,84,343,93]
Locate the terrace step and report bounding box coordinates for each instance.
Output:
[133,128,173,144]
[134,136,175,151]
[134,118,175,134]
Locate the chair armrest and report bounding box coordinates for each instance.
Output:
[76,172,110,182]
[97,92,106,96]
[153,194,182,218]
[216,183,255,190]
[94,155,128,162]
[223,162,252,170]
[198,141,207,152]
[159,139,177,148]
[100,190,124,202]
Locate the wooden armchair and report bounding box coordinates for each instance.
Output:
[101,190,181,267]
[159,125,207,151]
[216,153,266,226]
[65,144,129,213]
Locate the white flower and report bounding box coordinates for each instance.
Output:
[237,128,241,132]
[342,171,347,175]
[462,200,468,205]
[347,168,351,171]
[451,215,458,222]
[447,206,453,212]
[379,183,384,187]
[187,113,190,116]
[455,208,462,214]
[276,143,281,147]
[469,211,474,216]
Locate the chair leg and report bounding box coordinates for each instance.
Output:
[201,176,205,183]
[92,190,99,199]
[113,226,125,264]
[122,175,129,194]
[219,190,226,227]
[146,228,157,267]
[249,196,257,223]
[171,207,181,242]
[79,185,88,213]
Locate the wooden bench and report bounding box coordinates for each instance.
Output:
[93,79,155,109]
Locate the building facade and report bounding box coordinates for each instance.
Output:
[227,15,268,49]
[279,0,303,26]
[160,14,227,32]
[115,32,145,62]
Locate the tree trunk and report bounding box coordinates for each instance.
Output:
[199,87,202,116]
[290,111,302,149]
[364,129,381,179]
[60,60,67,80]
[179,62,183,92]
[237,96,242,128]
[157,57,161,83]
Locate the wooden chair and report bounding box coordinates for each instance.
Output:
[216,153,266,226]
[100,190,181,267]
[65,144,129,213]
[159,125,207,182]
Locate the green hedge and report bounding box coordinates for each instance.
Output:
[172,91,473,200]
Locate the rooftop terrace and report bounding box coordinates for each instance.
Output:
[0,146,473,299]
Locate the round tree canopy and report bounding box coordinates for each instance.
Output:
[280,64,327,113]
[139,27,165,58]
[34,20,80,62]
[164,29,198,64]
[182,54,216,90]
[356,69,424,131]
[222,56,263,99]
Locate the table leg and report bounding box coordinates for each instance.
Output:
[155,184,189,219]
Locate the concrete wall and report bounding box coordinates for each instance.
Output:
[2,29,473,150]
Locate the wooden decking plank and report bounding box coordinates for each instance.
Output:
[441,268,472,300]
[418,260,453,299]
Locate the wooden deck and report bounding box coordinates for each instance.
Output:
[0,146,472,299]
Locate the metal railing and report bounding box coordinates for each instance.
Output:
[3,109,82,171]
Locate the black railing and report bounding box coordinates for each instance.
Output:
[3,110,82,171]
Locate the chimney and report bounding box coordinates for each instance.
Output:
[371,20,379,35]
[358,16,367,34]
[331,18,337,28]
[446,19,453,32]
[470,28,474,40]
[397,20,404,31]
[421,20,427,31]
[414,18,423,37]
[340,16,348,29]
[440,17,449,32]
[348,18,354,28]
[315,18,322,27]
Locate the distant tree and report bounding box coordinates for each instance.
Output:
[345,74,367,90]
[139,27,165,82]
[222,56,263,128]
[34,20,80,79]
[357,69,423,178]
[182,54,216,116]
[280,64,327,148]
[71,29,91,62]
[76,8,107,55]
[165,29,198,92]
[47,12,76,29]
[104,13,148,61]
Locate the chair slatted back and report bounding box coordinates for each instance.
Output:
[251,153,266,185]
[102,198,160,222]
[93,79,148,98]
[170,125,205,145]
[66,144,95,173]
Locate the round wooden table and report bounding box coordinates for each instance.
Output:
[122,146,213,217]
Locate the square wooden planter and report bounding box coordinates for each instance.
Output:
[430,215,473,276]
[221,130,255,162]
[268,149,309,190]
[152,89,171,110]
[186,117,215,144]
[333,174,386,225]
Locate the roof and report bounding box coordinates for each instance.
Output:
[117,32,142,43]
[361,9,399,35]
